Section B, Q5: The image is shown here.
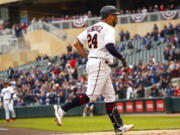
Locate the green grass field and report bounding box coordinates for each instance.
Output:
[0,115,180,133]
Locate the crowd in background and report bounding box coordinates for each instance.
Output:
[30,4,180,22]
[0,22,179,107]
[120,4,179,15]
[119,23,180,60]
[0,22,27,38]
[0,48,88,106]
[0,3,179,106]
[117,23,180,99]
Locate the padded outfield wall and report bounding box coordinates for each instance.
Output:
[0,97,180,119]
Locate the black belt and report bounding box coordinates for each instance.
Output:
[89,57,109,64]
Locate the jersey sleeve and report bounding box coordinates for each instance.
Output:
[104,27,116,45]
[77,29,88,45]
[9,87,14,94]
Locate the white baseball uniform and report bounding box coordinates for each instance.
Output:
[0,86,16,120]
[77,21,116,103]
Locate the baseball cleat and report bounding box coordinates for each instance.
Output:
[4,119,10,123]
[12,118,16,122]
[54,105,65,126]
[115,124,134,135]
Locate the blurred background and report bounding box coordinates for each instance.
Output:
[0,0,179,117]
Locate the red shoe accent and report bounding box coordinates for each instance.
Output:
[12,118,16,122]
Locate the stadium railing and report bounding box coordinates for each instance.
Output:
[116,39,165,65]
[0,36,28,54]
[27,10,180,30]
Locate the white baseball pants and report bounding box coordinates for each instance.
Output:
[86,58,115,103]
[3,99,16,120]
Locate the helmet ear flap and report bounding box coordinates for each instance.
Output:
[100,13,108,20]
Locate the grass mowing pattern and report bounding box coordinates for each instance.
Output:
[0,115,180,133]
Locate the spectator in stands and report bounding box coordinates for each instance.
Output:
[135,85,145,98]
[150,85,160,97]
[67,44,73,53]
[153,5,159,12]
[13,24,22,38]
[7,67,14,79]
[126,83,134,99]
[167,23,174,36]
[87,10,92,18]
[140,37,147,47]
[127,41,134,49]
[169,4,175,10]
[174,82,180,96]
[21,23,28,34]
[145,37,152,49]
[159,76,169,90]
[141,7,148,13]
[119,30,125,41]
[119,43,126,52]
[148,6,153,12]
[169,63,180,78]
[115,79,126,99]
[47,90,57,105]
[159,5,165,11]
[175,24,180,35]
[125,30,130,41]
[164,44,176,60]
[152,24,159,41]
[160,25,169,38]
[165,84,174,97]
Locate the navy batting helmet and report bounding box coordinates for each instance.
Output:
[100,5,120,19]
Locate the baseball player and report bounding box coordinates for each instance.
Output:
[54,5,134,135]
[82,102,95,117]
[0,81,16,123]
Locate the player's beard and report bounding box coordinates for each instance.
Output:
[112,19,117,27]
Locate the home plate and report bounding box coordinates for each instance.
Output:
[0,127,8,131]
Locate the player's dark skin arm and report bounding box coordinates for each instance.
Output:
[105,43,127,67]
[74,40,87,58]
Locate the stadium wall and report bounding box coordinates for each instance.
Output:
[0,50,39,70]
[25,30,67,56]
[0,97,179,119]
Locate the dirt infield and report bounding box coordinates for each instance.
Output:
[1,128,180,135]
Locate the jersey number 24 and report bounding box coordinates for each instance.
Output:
[87,34,98,49]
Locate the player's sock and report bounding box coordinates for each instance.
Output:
[105,102,123,130]
[90,112,93,117]
[83,112,86,117]
[62,94,90,112]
